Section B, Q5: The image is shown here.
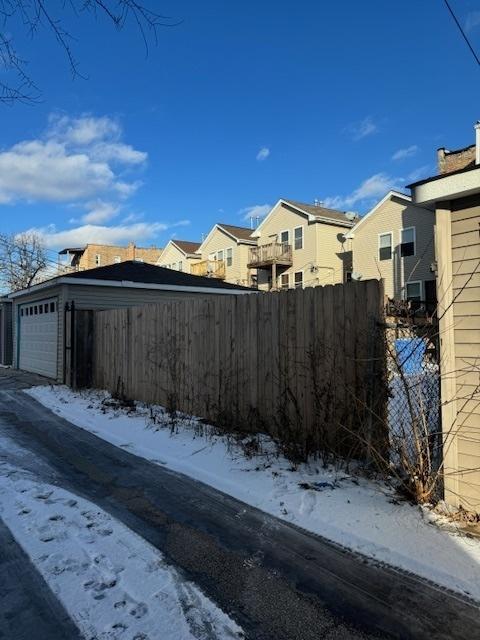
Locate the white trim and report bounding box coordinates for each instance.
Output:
[399,225,416,258]
[344,190,412,239]
[8,276,253,299]
[279,272,289,290]
[293,270,304,289]
[252,199,353,238]
[226,246,234,267]
[411,166,480,205]
[293,225,304,250]
[378,231,393,261]
[278,228,290,244]
[404,280,423,301]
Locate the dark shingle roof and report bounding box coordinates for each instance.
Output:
[282,199,352,224]
[217,223,256,242]
[63,260,252,290]
[171,240,201,255]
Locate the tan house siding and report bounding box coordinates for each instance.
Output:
[157,243,200,273]
[351,195,436,300]
[199,227,253,285]
[252,201,349,290]
[449,197,480,509]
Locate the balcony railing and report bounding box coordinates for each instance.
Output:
[247,242,292,268]
[191,259,226,279]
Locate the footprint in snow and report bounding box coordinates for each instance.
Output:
[129,602,148,619]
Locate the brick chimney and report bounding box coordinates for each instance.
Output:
[127,242,136,260]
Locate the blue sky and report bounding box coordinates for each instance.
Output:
[1,0,480,255]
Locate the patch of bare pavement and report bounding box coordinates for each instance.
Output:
[0,370,478,640]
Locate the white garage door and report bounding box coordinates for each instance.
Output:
[19,298,58,379]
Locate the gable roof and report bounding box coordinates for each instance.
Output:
[252,198,354,237]
[170,240,201,256]
[216,223,255,242]
[8,261,253,299]
[344,190,412,238]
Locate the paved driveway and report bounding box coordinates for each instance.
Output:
[0,369,478,640]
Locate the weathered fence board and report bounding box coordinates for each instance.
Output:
[75,280,387,460]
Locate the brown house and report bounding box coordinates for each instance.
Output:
[59,242,163,271]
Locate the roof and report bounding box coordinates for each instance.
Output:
[407,162,480,189]
[63,261,251,289]
[282,199,352,224]
[58,247,85,255]
[171,240,201,255]
[216,223,255,242]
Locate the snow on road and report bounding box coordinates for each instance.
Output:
[0,433,243,640]
[27,385,480,603]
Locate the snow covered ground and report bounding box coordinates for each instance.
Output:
[27,385,480,603]
[0,431,243,640]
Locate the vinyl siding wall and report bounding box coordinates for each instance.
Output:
[449,196,480,509]
[200,227,253,285]
[0,302,13,365]
[351,197,435,299]
[254,202,348,290]
[156,244,200,273]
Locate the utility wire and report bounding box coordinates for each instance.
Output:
[443,0,480,67]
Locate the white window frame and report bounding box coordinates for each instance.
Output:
[95,254,101,266]
[279,229,290,246]
[293,225,304,251]
[178,260,183,272]
[217,249,224,262]
[378,232,393,261]
[279,273,289,290]
[294,270,304,289]
[405,280,423,302]
[226,247,233,267]
[400,226,416,258]
[113,255,121,263]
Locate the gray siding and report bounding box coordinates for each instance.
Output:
[0,302,13,365]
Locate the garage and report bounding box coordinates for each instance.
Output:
[18,298,58,379]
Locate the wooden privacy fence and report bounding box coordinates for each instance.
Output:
[73,280,387,461]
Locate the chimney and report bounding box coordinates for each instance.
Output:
[476,121,480,165]
[437,148,447,174]
[127,242,135,260]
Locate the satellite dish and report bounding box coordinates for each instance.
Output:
[351,272,363,281]
[345,211,358,222]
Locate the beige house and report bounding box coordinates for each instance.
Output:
[249,199,354,291]
[59,242,163,271]
[156,240,201,273]
[195,223,256,286]
[346,191,436,307]
[409,122,480,511]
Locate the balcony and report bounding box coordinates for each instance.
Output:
[191,259,226,279]
[247,242,292,268]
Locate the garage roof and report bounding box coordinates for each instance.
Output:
[8,260,254,299]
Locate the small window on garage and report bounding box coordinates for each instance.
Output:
[34,306,38,315]
[39,305,43,314]
[44,304,48,313]
[50,302,55,312]
[20,309,24,316]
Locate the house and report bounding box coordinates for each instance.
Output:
[0,297,12,366]
[156,240,201,273]
[58,242,163,271]
[248,199,354,290]
[408,122,480,512]
[194,223,257,286]
[346,191,436,308]
[8,261,253,382]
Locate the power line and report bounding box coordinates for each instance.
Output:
[443,0,480,67]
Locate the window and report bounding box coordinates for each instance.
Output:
[50,302,55,313]
[346,272,352,283]
[280,273,289,290]
[39,305,43,314]
[279,230,289,247]
[406,281,422,302]
[34,306,38,315]
[217,250,224,262]
[20,309,24,316]
[95,254,101,266]
[226,247,233,267]
[44,304,48,313]
[294,271,303,289]
[294,226,303,250]
[114,256,121,264]
[400,227,415,257]
[172,262,177,270]
[378,233,392,261]
[178,261,183,272]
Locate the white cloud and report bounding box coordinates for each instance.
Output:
[256,147,270,161]
[323,173,403,210]
[28,220,190,250]
[0,114,147,205]
[407,165,431,182]
[345,117,378,141]
[81,200,121,224]
[239,203,271,222]
[392,145,419,161]
[465,11,480,32]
